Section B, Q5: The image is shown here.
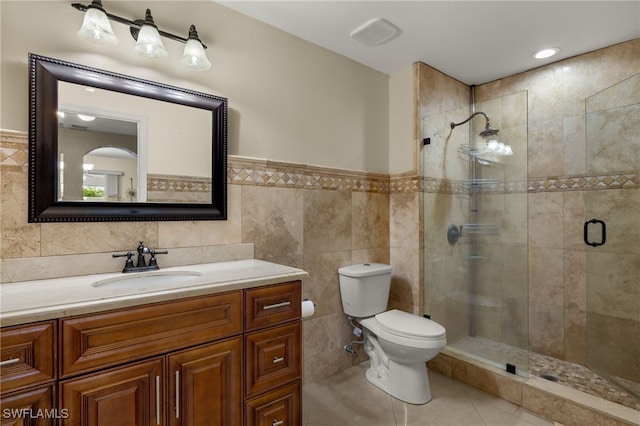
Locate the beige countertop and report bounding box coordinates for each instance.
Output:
[0,259,308,327]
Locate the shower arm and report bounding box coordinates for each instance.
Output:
[450,111,490,130]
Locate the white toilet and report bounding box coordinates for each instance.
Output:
[338,263,446,404]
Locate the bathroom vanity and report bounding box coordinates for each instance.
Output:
[0,260,307,426]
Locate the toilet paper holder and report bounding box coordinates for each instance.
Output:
[302,299,315,318]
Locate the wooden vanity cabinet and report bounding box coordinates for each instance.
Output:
[1,279,303,426]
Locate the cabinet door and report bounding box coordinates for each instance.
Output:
[0,384,56,426]
[59,358,163,426]
[244,382,300,426]
[167,338,241,426]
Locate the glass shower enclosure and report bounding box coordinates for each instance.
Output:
[423,91,529,377]
[585,73,640,397]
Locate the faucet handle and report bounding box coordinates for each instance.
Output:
[113,252,135,272]
[147,250,168,269]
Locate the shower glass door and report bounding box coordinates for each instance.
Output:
[423,90,529,377]
[585,73,640,397]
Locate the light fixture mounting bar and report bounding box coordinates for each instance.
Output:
[70,2,207,48]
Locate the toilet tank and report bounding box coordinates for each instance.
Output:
[338,263,392,317]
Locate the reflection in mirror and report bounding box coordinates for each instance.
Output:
[57,81,213,204]
[58,108,140,202]
[82,147,138,202]
[28,54,227,222]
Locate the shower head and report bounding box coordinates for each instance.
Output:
[479,123,499,137]
[451,111,499,138]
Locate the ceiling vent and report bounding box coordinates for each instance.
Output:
[350,18,401,47]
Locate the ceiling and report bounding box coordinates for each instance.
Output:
[216,1,640,85]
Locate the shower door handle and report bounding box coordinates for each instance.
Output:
[584,219,606,247]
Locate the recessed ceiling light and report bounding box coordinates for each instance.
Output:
[77,114,96,122]
[532,47,560,59]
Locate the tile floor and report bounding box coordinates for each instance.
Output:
[303,362,557,426]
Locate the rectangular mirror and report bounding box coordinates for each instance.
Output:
[28,54,227,222]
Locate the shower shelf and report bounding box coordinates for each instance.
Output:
[458,145,502,165]
[458,144,485,156]
[461,179,500,190]
[460,224,499,235]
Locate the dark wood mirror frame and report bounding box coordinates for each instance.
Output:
[28,53,227,222]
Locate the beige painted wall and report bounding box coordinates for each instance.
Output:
[0,0,394,385]
[388,65,415,174]
[0,0,389,173]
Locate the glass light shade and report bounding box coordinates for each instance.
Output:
[134,25,168,58]
[77,7,118,46]
[181,39,211,71]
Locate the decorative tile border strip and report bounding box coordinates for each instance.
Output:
[2,131,638,194]
[528,172,640,192]
[0,130,28,172]
[147,174,211,193]
[228,156,390,193]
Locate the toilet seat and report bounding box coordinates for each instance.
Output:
[360,309,446,349]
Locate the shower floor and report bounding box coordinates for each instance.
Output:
[449,336,640,411]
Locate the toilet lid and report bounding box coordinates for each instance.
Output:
[374,309,446,339]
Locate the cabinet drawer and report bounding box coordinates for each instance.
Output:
[1,321,56,393]
[60,291,241,378]
[244,382,301,426]
[245,322,301,398]
[0,384,56,425]
[244,282,301,332]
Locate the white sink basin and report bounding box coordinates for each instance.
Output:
[91,270,202,291]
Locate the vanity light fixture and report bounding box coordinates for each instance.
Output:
[71,1,211,70]
[133,9,168,59]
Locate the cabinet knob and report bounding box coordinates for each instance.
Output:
[273,420,284,426]
[273,356,285,364]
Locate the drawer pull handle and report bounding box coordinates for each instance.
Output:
[0,358,21,367]
[156,376,161,425]
[273,420,284,426]
[175,371,180,419]
[263,301,291,310]
[273,356,285,364]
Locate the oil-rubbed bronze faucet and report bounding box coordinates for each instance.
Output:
[113,241,168,273]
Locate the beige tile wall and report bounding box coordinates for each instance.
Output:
[0,134,393,384]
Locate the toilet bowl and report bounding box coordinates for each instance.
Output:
[338,263,447,404]
[359,309,446,404]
